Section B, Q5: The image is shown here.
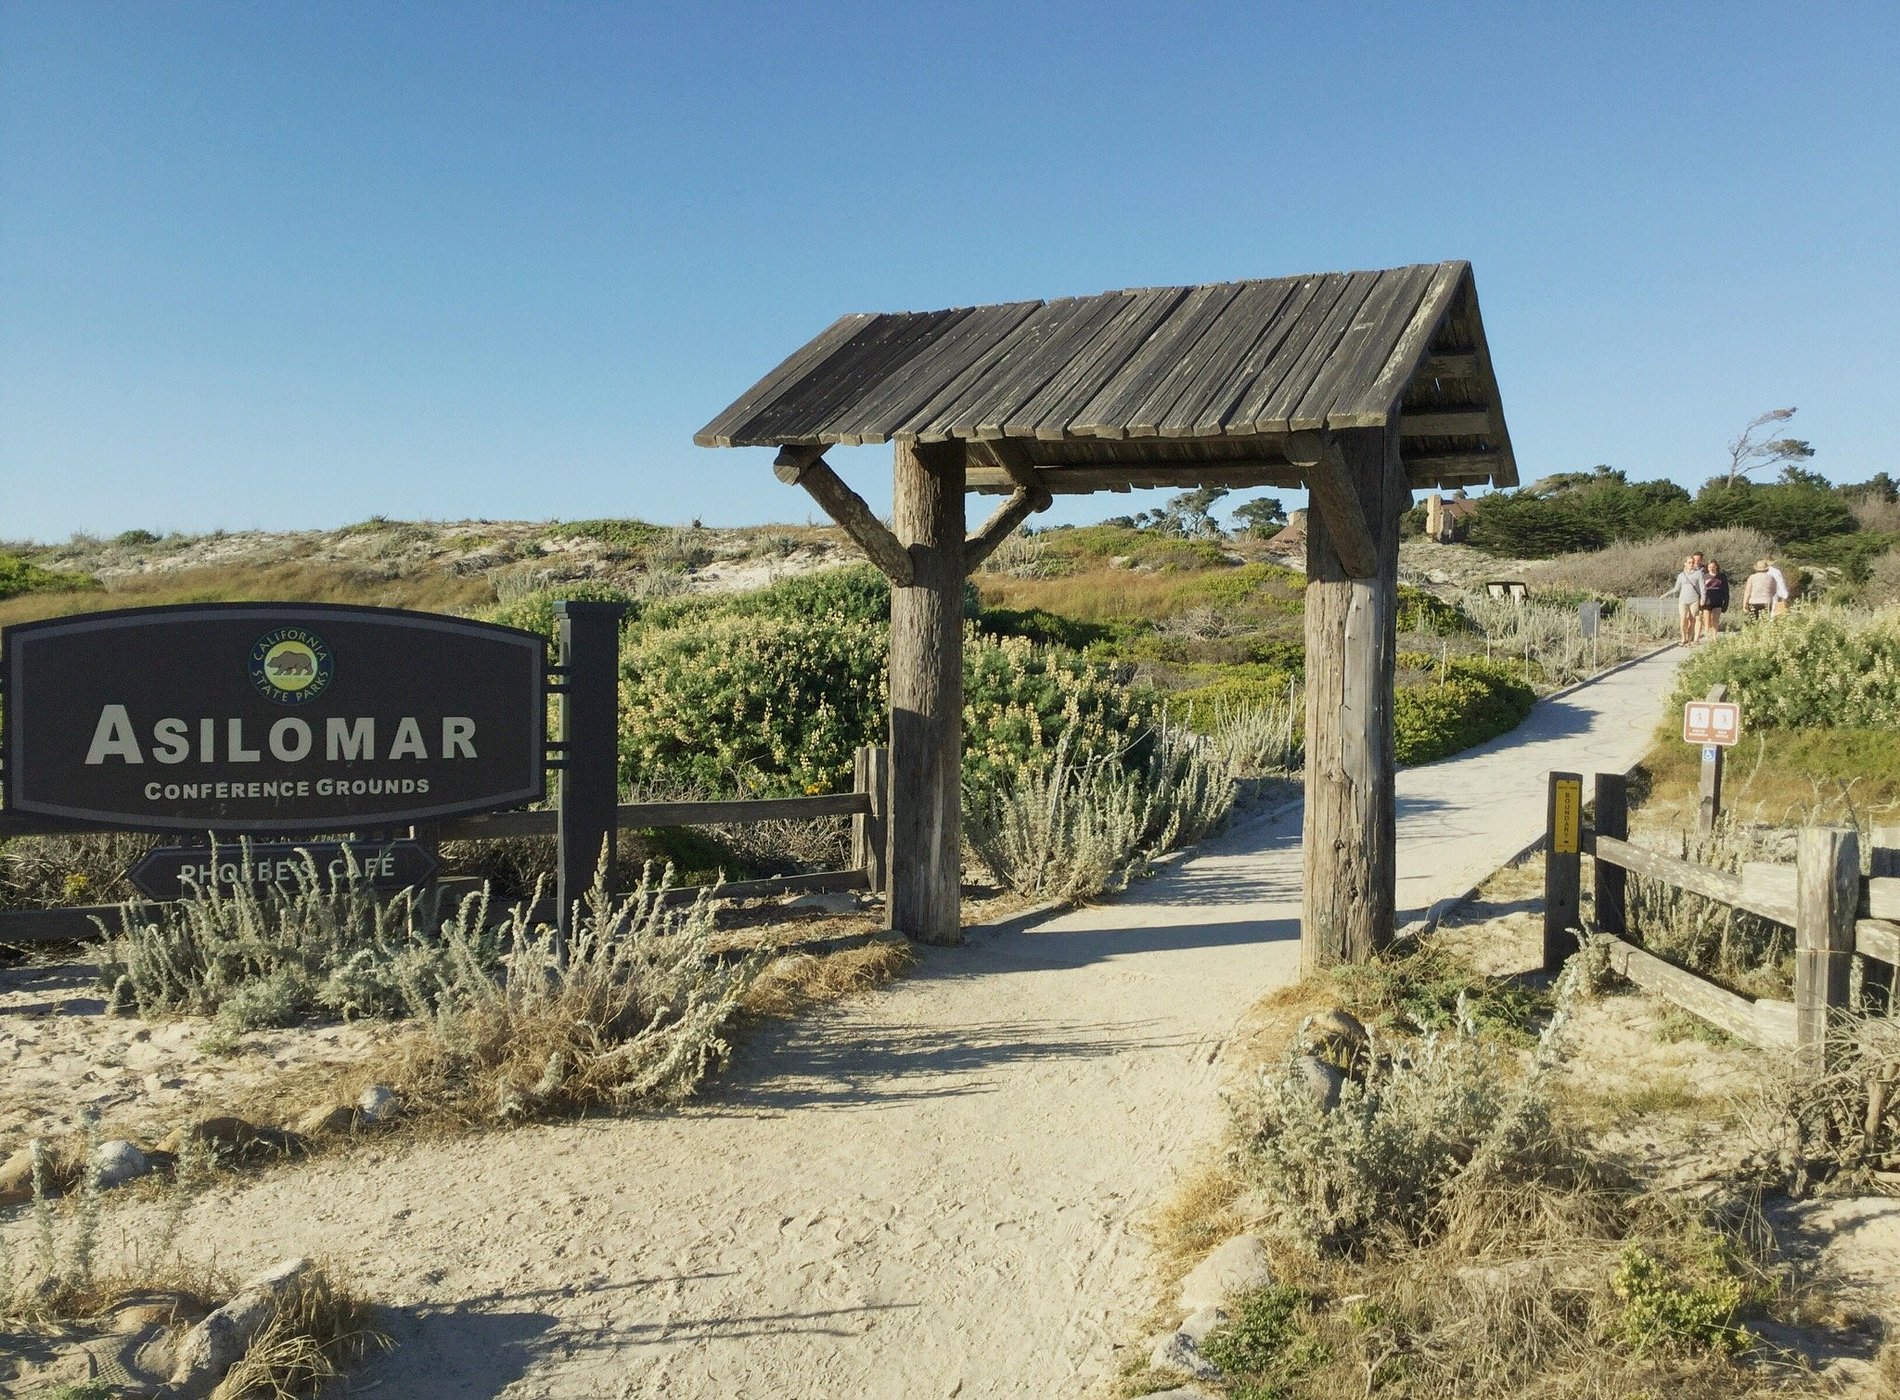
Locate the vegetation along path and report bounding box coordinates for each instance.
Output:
[135,647,1682,1399]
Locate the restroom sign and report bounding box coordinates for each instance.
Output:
[1682,700,1741,747]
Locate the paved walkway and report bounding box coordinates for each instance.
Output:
[100,649,1680,1400]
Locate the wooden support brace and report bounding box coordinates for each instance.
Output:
[964,486,1052,570]
[980,437,1048,495]
[1291,432,1379,580]
[774,446,915,586]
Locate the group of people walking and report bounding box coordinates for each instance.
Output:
[1669,552,1790,645]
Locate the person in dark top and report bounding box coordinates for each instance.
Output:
[1699,560,1730,636]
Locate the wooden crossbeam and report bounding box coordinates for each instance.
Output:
[964,486,1052,569]
[773,446,915,585]
[965,462,1305,494]
[1400,408,1492,436]
[1418,351,1480,380]
[1405,450,1500,475]
[1292,433,1378,579]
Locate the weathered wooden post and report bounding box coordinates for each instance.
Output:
[1697,683,1727,832]
[1543,771,1583,971]
[1871,826,1900,1011]
[554,598,626,953]
[1592,771,1628,938]
[888,439,967,945]
[852,744,890,896]
[1794,825,1858,1071]
[1299,425,1405,972]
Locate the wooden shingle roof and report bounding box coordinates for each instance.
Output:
[697,260,1516,491]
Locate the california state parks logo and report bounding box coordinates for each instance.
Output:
[248,626,334,704]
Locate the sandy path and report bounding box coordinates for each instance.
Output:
[45,649,1681,1399]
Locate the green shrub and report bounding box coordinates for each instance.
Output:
[1670,607,1900,728]
[1200,1285,1330,1397]
[541,518,667,552]
[483,581,635,640]
[1175,561,1304,608]
[1693,480,1855,545]
[1610,1230,1758,1356]
[634,563,894,635]
[112,528,160,547]
[616,564,1156,800]
[618,608,887,797]
[962,632,1161,791]
[1170,672,1302,731]
[1396,583,1471,635]
[1393,657,1536,765]
[974,605,1121,651]
[1789,530,1900,586]
[0,552,97,601]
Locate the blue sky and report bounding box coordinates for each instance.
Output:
[3,1,1895,541]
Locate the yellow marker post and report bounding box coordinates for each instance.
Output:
[1552,777,1581,855]
[1544,772,1583,970]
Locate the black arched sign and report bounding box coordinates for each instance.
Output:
[1,603,546,833]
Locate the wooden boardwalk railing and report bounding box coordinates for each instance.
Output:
[0,746,890,945]
[1545,770,1896,1068]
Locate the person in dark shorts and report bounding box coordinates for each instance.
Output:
[1699,560,1730,636]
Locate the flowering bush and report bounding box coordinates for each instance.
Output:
[1671,606,1900,728]
[615,561,1158,798]
[618,608,886,796]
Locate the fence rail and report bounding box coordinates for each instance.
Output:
[0,746,890,946]
[1545,771,1896,1067]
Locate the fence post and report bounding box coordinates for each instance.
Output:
[851,745,889,896]
[1869,826,1900,1011]
[554,599,626,956]
[1794,826,1858,1072]
[1592,771,1627,938]
[1543,771,1583,973]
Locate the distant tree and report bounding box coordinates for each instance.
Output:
[1163,487,1230,537]
[1778,463,1830,491]
[1839,473,1898,504]
[1230,497,1288,539]
[1725,408,1815,487]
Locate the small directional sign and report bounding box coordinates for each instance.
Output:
[1683,700,1742,747]
[126,840,439,902]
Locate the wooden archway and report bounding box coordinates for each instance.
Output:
[697,261,1518,970]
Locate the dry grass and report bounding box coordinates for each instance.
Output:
[1637,730,1900,830]
[1134,941,1878,1399]
[739,935,913,1018]
[204,1264,385,1399]
[976,563,1299,624]
[0,559,495,627]
[1524,526,1779,599]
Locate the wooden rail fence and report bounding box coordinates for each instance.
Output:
[1544,770,1898,1068]
[0,745,890,945]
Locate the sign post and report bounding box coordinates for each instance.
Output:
[1682,684,1740,831]
[553,600,626,955]
[1543,771,1583,972]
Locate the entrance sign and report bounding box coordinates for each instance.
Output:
[1683,700,1741,747]
[125,840,440,902]
[2,603,545,832]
